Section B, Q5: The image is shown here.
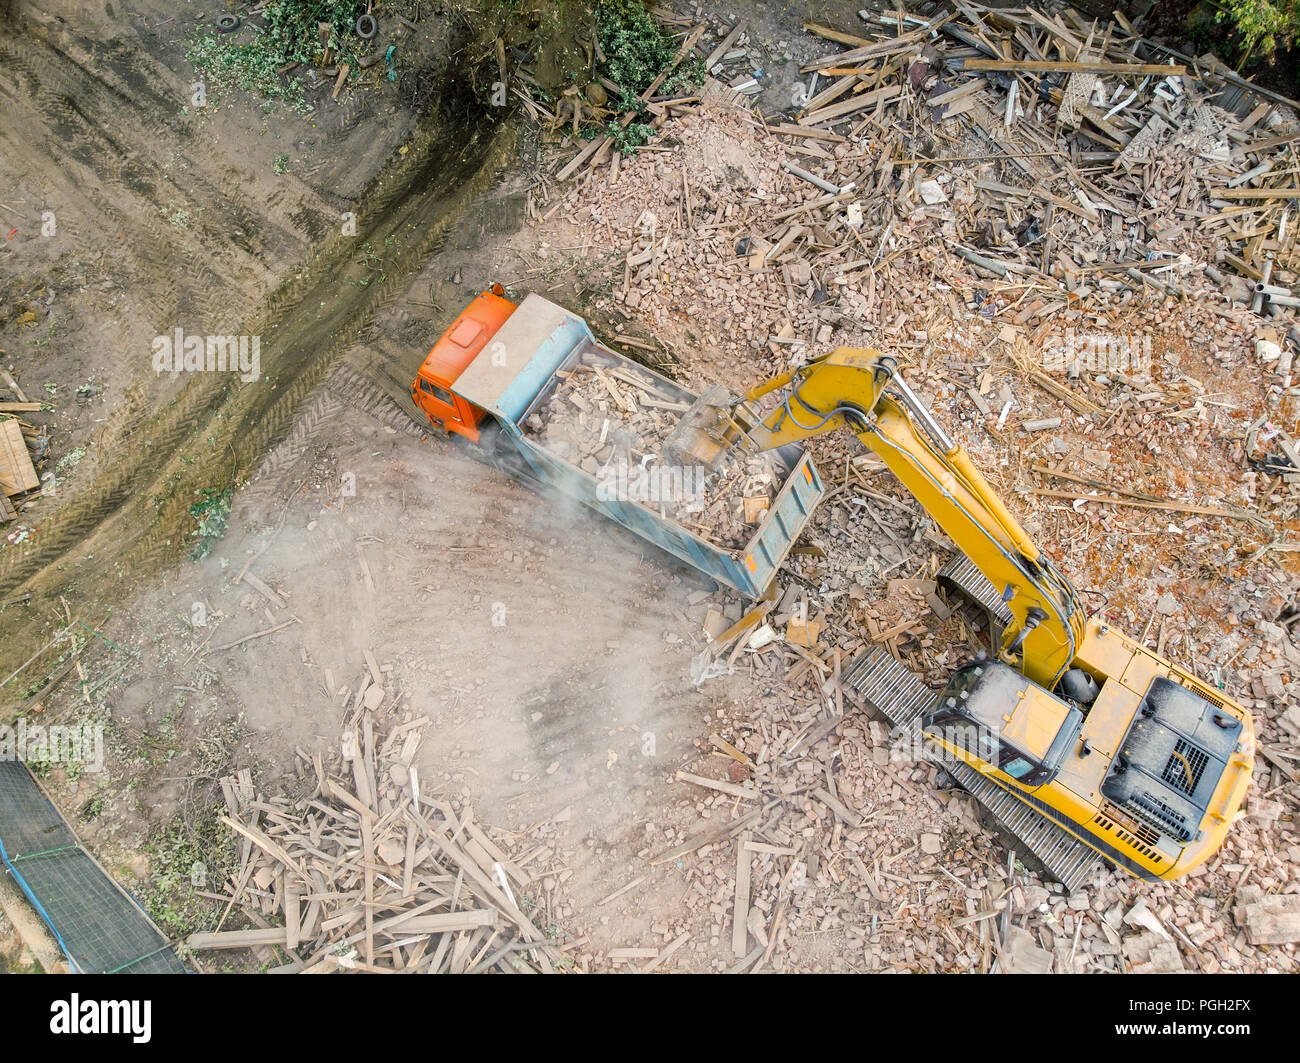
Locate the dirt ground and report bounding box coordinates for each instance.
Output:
[1,0,1297,974]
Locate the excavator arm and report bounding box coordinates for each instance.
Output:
[667,347,1085,687]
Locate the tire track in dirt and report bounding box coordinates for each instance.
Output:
[0,30,316,315]
[0,28,517,671]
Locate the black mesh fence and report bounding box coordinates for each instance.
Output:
[0,761,188,974]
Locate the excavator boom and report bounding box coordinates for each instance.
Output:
[666,348,1085,687]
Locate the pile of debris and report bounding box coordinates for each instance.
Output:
[187,656,570,973]
[531,3,1298,648]
[540,6,1298,426]
[510,5,1300,973]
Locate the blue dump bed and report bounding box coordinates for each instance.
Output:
[450,294,824,598]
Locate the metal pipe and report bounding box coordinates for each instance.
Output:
[876,359,956,452]
[783,161,843,195]
[1227,159,1275,188]
[1252,259,1274,314]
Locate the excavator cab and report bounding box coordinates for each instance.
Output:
[925,661,1084,789]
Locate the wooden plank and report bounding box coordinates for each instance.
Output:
[801,13,954,72]
[703,19,747,70]
[0,419,38,496]
[363,648,383,687]
[641,930,690,972]
[0,370,28,402]
[395,910,498,934]
[928,78,986,108]
[649,802,770,865]
[1207,187,1300,200]
[284,883,301,950]
[0,402,41,412]
[813,786,864,828]
[800,83,902,125]
[331,63,350,100]
[189,927,287,950]
[732,832,751,959]
[766,123,847,143]
[676,770,758,800]
[608,947,659,960]
[801,21,872,48]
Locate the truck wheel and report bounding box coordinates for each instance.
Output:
[480,423,541,489]
[491,439,531,483]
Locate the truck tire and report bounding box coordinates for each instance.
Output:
[478,421,541,489]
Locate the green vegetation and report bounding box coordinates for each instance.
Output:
[140,718,248,937]
[1220,0,1300,60]
[186,0,366,107]
[56,447,87,473]
[595,0,704,152]
[188,487,233,561]
[597,0,700,99]
[141,812,238,938]
[273,153,290,175]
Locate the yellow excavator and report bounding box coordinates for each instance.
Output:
[665,348,1255,885]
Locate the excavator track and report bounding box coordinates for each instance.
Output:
[937,555,1013,642]
[841,646,1099,892]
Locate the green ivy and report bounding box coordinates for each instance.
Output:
[187,0,365,106]
[596,0,704,105]
[593,1,704,153]
[189,487,233,561]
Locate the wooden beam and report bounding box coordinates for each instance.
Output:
[1208,187,1300,200]
[963,58,1187,76]
[801,21,872,48]
[189,927,288,950]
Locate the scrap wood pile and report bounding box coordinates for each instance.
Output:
[540,4,1300,415]
[787,5,1300,314]
[550,4,1300,315]
[531,2,1299,688]
[185,660,568,973]
[523,348,782,548]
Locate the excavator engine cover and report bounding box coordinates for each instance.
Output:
[1099,676,1243,844]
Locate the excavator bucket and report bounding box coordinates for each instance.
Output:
[662,385,735,471]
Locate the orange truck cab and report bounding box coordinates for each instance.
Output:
[411,284,516,444]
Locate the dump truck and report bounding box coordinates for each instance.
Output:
[410,285,824,597]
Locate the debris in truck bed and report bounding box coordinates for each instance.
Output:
[521,348,784,549]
